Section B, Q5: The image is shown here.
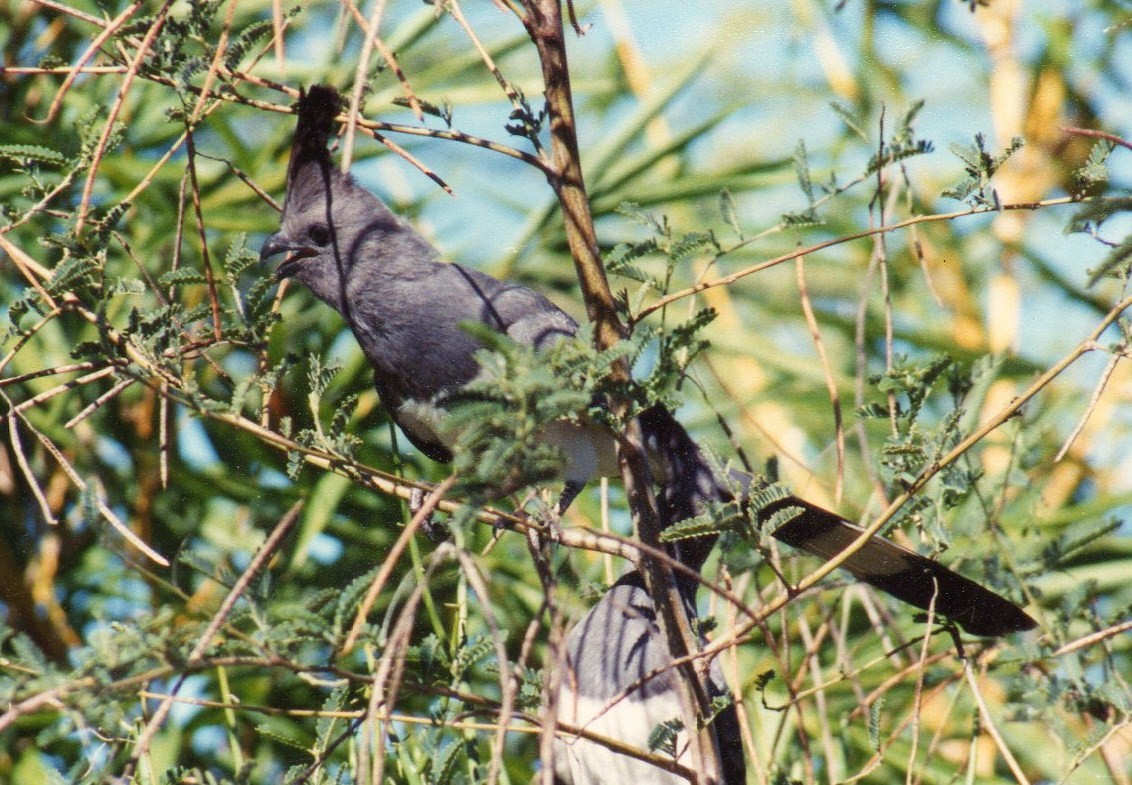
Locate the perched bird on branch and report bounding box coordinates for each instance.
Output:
[262,85,1036,785]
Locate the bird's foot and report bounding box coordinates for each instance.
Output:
[410,486,449,542]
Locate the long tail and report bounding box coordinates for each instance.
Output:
[638,405,1036,637]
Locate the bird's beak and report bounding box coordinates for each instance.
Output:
[260,232,291,264]
[260,232,316,280]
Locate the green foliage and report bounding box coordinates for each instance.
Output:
[0,144,68,167]
[608,201,722,309]
[0,2,1129,784]
[441,326,620,511]
[941,132,1025,208]
[659,498,749,541]
[783,140,823,227]
[861,355,997,549]
[1089,234,1132,287]
[865,101,934,176]
[1074,140,1114,193]
[1063,139,1132,284]
[646,716,684,757]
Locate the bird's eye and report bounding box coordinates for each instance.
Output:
[307,223,332,247]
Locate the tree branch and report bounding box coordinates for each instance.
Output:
[519,2,722,781]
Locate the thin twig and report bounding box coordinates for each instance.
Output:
[795,254,845,502]
[1063,126,1132,153]
[183,130,224,341]
[35,1,142,124]
[839,677,960,784]
[341,475,457,654]
[63,376,133,429]
[1051,618,1132,657]
[962,660,1032,785]
[20,409,168,566]
[365,566,433,785]
[187,0,238,127]
[159,383,170,489]
[1054,343,1118,461]
[342,0,389,172]
[636,197,1077,321]
[75,1,173,232]
[137,690,557,733]
[5,407,59,526]
[0,66,127,74]
[340,0,423,122]
[447,0,541,154]
[27,0,108,28]
[0,308,68,377]
[122,501,304,779]
[270,0,286,74]
[455,549,516,785]
[362,126,453,194]
[796,615,837,783]
[523,526,565,785]
[11,366,117,415]
[905,580,938,785]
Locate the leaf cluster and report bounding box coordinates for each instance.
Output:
[439,325,620,509]
[941,132,1024,208]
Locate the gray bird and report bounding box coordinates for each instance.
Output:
[261,85,1036,785]
[259,88,610,503]
[554,569,744,785]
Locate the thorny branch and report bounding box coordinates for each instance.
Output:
[519,1,722,781]
[3,3,1129,782]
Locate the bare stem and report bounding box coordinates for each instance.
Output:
[519,1,721,780]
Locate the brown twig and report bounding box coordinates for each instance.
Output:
[187,0,238,127]
[15,405,168,566]
[183,130,225,341]
[340,0,423,124]
[33,1,142,123]
[0,309,68,377]
[342,0,389,171]
[62,376,133,429]
[341,475,457,654]
[1051,618,1132,657]
[270,0,286,74]
[448,0,543,155]
[521,3,725,780]
[364,548,440,785]
[962,659,1032,785]
[1063,126,1132,153]
[362,126,454,194]
[904,580,938,780]
[122,500,304,779]
[455,548,517,785]
[523,526,565,785]
[635,197,1078,322]
[1054,343,1119,462]
[795,254,845,502]
[28,0,107,28]
[10,366,117,415]
[75,1,172,232]
[5,406,58,526]
[0,66,127,74]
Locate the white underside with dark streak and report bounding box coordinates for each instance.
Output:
[555,688,687,785]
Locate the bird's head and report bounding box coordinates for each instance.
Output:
[260,85,403,313]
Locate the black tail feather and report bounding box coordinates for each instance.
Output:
[766,498,1037,636]
[638,405,1036,637]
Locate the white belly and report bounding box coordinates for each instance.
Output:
[555,686,689,785]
